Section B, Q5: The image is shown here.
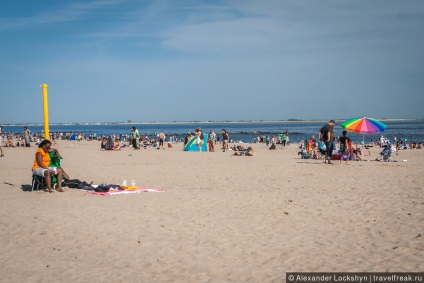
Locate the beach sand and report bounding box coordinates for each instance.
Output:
[0,140,423,282]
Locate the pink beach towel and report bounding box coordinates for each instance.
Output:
[86,188,164,196]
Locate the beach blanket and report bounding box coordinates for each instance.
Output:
[85,188,164,196]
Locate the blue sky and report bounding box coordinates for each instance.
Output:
[1,0,423,123]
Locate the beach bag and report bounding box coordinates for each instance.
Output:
[62,179,80,188]
[63,179,94,190]
[94,184,110,192]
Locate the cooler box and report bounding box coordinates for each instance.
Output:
[331,154,340,160]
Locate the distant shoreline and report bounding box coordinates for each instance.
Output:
[2,118,422,127]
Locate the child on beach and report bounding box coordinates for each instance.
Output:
[338,131,350,164]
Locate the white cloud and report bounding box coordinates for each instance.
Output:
[0,0,126,31]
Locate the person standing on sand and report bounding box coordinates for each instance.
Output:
[208,130,216,152]
[183,134,189,147]
[23,126,31,147]
[129,128,134,147]
[319,120,335,164]
[0,126,4,157]
[158,131,165,150]
[282,133,287,147]
[195,128,204,152]
[338,130,350,165]
[222,129,229,152]
[131,126,140,150]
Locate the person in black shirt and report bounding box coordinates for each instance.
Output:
[338,130,350,164]
[222,129,230,152]
[319,120,335,164]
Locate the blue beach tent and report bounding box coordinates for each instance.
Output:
[184,134,209,152]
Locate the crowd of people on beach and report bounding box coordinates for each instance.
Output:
[0,122,422,192]
[1,122,422,166]
[1,123,422,155]
[1,123,422,154]
[293,120,423,165]
[309,120,385,164]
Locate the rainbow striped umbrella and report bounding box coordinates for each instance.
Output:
[341,117,386,134]
[341,117,386,160]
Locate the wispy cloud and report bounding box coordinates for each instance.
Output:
[0,0,125,31]
[1,0,423,122]
[159,0,424,55]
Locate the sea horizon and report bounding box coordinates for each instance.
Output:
[2,119,424,144]
[2,117,423,127]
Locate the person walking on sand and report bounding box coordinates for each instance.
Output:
[319,120,335,164]
[131,126,140,150]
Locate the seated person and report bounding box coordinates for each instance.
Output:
[338,131,350,164]
[351,144,363,161]
[49,148,70,180]
[232,145,246,151]
[311,140,325,159]
[100,137,107,150]
[52,136,58,146]
[32,140,64,193]
[233,146,256,156]
[5,136,16,147]
[317,140,326,155]
[101,136,116,150]
[352,145,371,160]
[114,140,124,150]
[143,139,152,149]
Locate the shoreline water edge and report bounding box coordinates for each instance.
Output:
[1,119,424,144]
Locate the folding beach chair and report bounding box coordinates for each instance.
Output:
[31,174,58,192]
[31,151,62,192]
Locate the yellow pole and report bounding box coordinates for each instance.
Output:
[40,84,50,140]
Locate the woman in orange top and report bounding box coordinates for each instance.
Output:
[32,140,64,193]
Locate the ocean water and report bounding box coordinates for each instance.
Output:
[2,120,424,144]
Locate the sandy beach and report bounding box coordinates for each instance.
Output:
[0,140,423,282]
